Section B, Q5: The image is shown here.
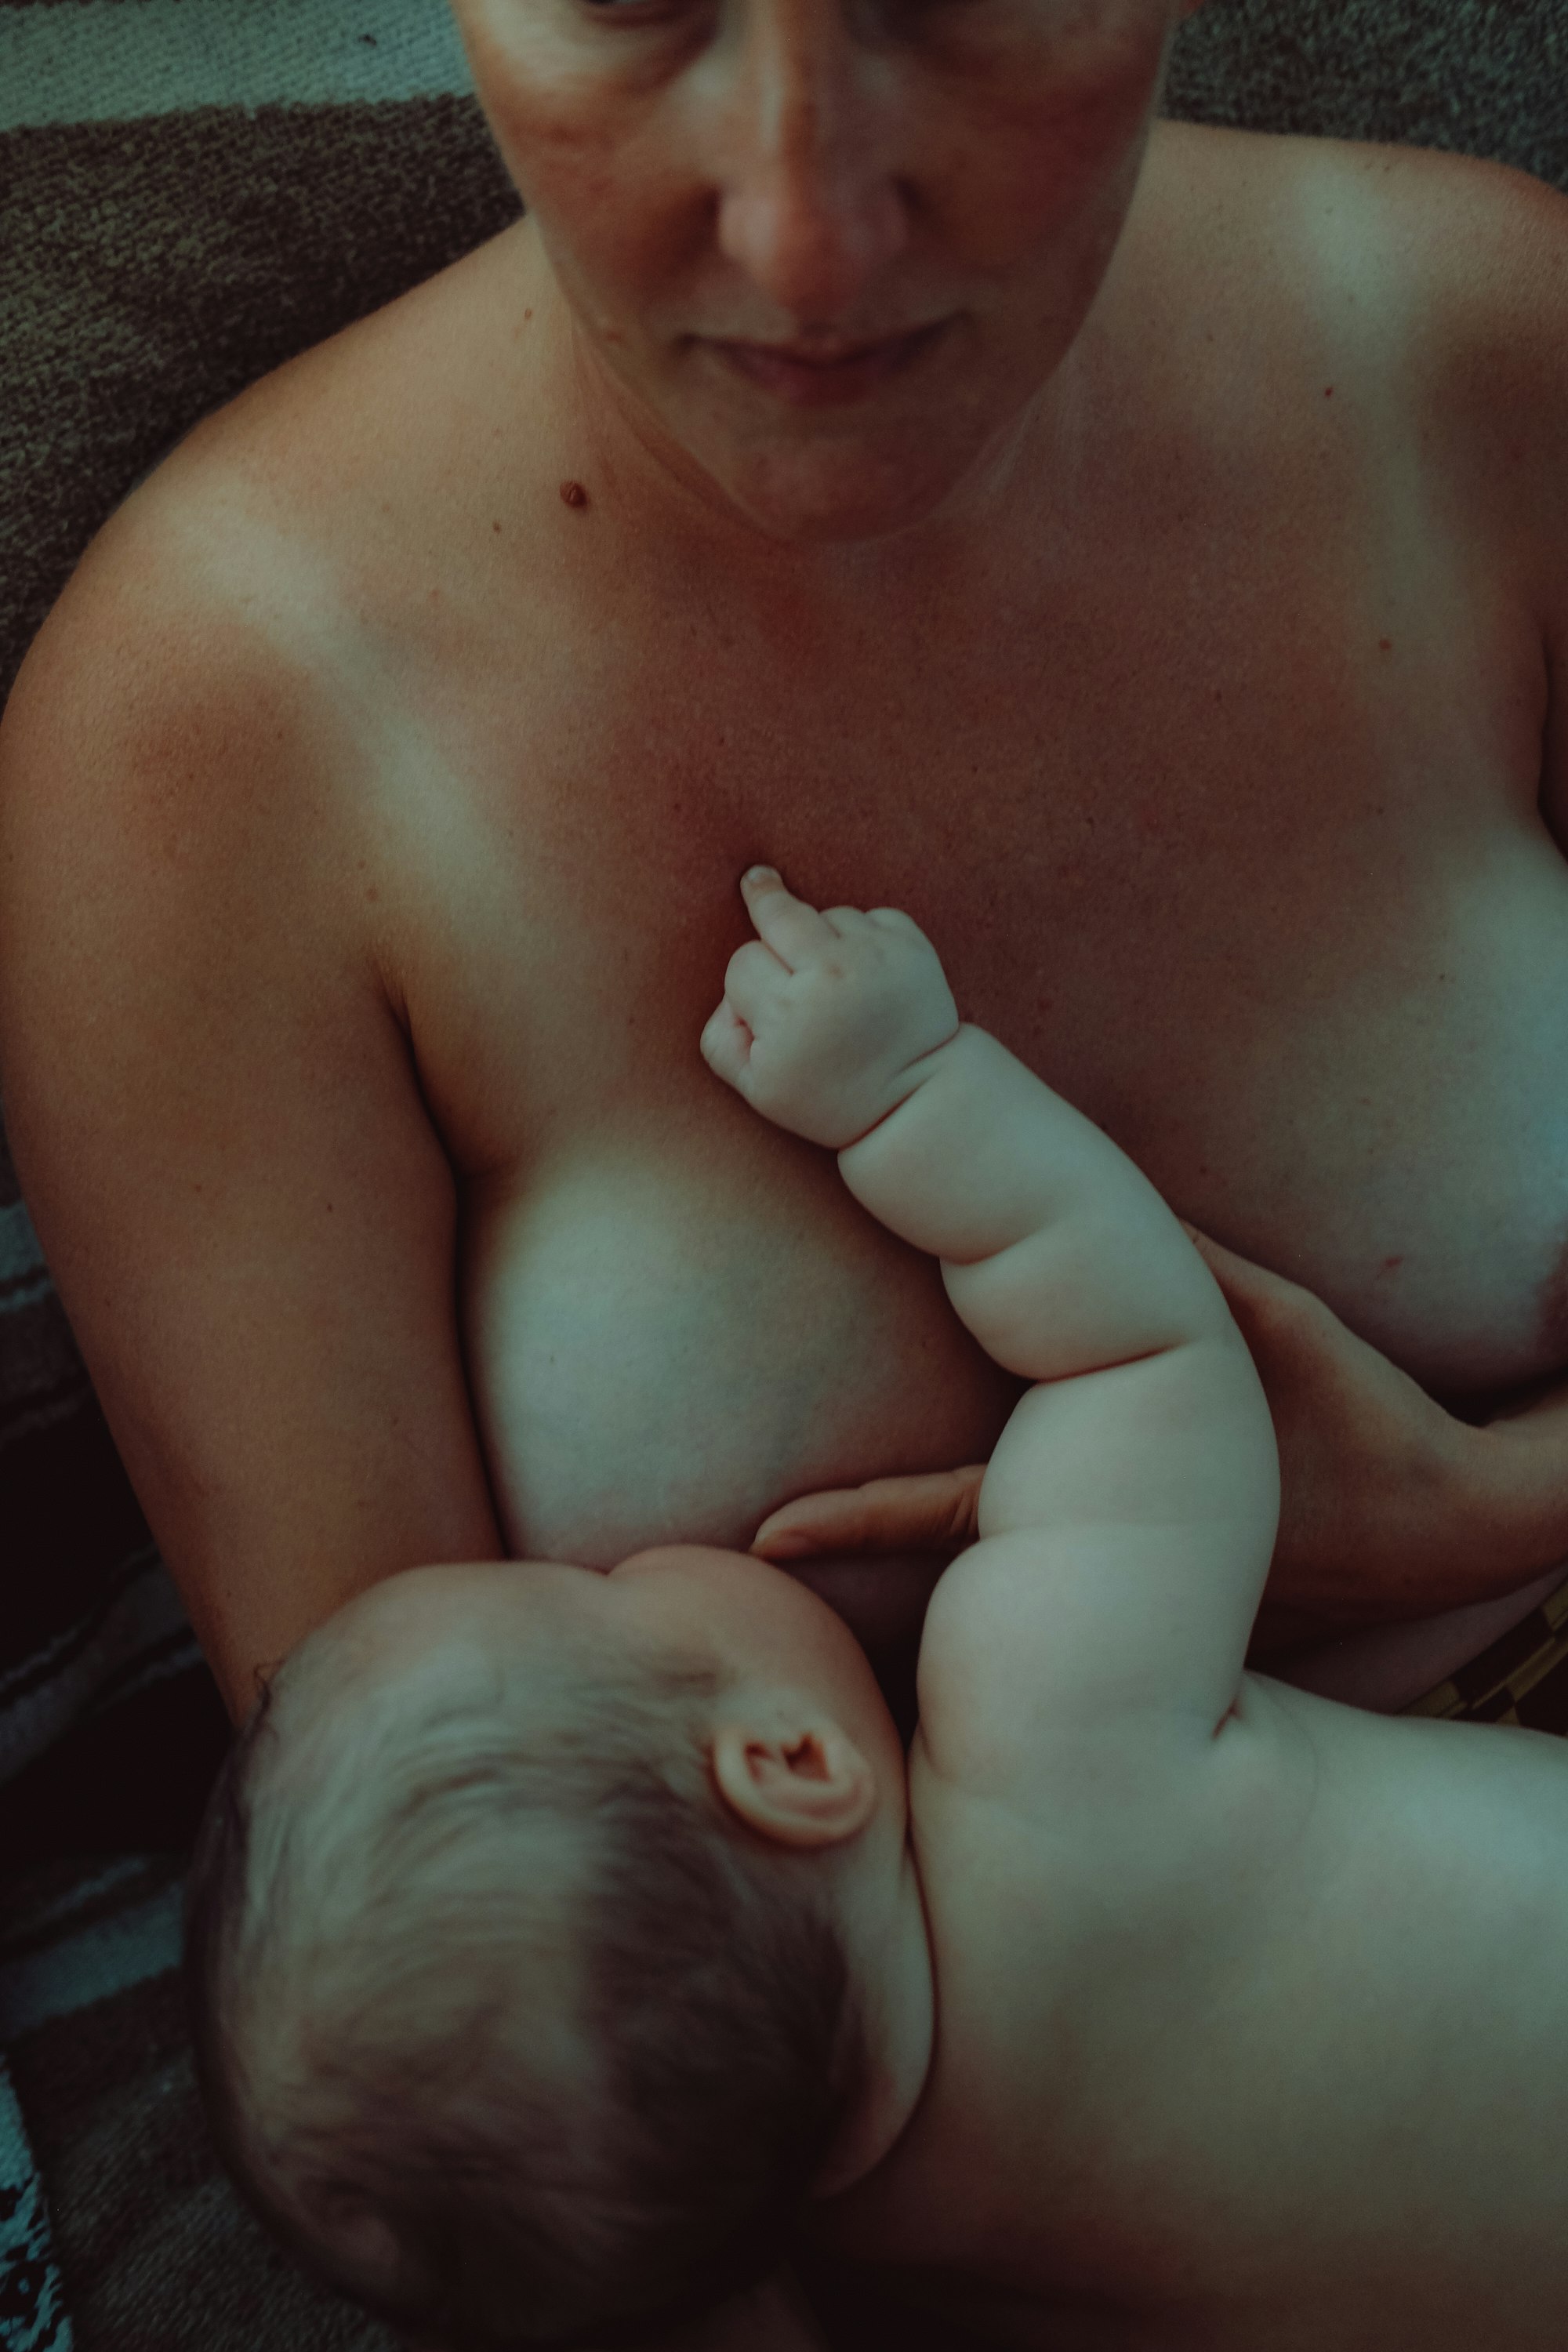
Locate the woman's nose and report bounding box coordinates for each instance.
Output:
[710,13,912,321]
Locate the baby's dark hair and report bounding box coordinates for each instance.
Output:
[183,1626,869,2349]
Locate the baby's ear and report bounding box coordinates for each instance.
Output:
[711,1713,877,1849]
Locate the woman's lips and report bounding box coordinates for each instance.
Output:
[709,320,949,406]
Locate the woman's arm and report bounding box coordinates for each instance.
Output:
[0,516,503,1718]
[1184,1229,1568,1638]
[753,1234,1568,1646]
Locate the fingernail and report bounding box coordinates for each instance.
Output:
[753,1531,815,1560]
[743,864,779,886]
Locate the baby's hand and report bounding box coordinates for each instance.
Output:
[701,867,959,1149]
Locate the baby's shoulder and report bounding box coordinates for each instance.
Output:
[880,1698,1323,2262]
[906,1673,1309,1926]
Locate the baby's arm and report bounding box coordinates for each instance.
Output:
[703,869,1279,1755]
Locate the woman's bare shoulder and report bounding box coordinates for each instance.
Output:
[4,219,543,811]
[1148,115,1564,320]
[1136,123,1566,520]
[35,212,527,620]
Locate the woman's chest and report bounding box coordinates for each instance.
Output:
[390,477,1568,1566]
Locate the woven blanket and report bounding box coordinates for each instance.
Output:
[0,2,1565,2345]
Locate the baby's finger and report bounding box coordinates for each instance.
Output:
[699,1000,753,1088]
[721,938,793,1034]
[740,866,839,971]
[821,906,876,939]
[866,906,928,941]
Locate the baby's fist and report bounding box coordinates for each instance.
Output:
[701,867,959,1148]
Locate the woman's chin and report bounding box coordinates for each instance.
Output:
[700,435,985,546]
[579,321,1021,545]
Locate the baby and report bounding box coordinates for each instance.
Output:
[186,867,1568,2352]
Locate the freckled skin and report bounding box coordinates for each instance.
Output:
[4,0,1568,2183]
[702,874,1568,2352]
[1,0,1567,2340]
[452,0,1188,541]
[2,0,1566,1729]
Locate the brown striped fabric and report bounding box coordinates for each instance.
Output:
[1404,1575,1568,1735]
[1,2,1566,2347]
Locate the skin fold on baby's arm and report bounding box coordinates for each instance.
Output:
[704,866,1279,1787]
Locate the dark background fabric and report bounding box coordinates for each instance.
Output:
[1,2,1566,2346]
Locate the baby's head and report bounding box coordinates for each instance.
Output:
[184,1551,927,2349]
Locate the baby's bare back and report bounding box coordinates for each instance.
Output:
[815,1683,1568,2350]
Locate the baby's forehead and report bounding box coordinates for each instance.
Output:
[290,1573,707,1822]
[303,1561,614,1702]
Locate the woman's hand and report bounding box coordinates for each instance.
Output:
[753,1465,985,1565]
[753,1229,1568,1651]
[1177,1227,1515,1648]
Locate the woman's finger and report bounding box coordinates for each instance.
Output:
[1183,1221,1273,1293]
[753,1466,986,1559]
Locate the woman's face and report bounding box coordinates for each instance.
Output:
[450,0,1193,541]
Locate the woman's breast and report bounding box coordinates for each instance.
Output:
[1232,839,1568,1403]
[1000,812,1568,1407]
[440,519,1568,1702]
[460,1112,1020,1577]
[452,808,1568,1706]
